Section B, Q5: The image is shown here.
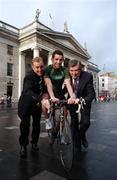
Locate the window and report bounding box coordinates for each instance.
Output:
[102,83,104,87]
[7,63,13,76]
[7,45,13,55]
[7,85,13,97]
[102,78,104,81]
[94,73,96,79]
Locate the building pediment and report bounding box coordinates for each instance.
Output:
[41,30,91,59]
[19,21,90,59]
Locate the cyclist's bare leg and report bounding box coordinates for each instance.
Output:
[41,99,50,118]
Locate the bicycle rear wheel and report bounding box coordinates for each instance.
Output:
[59,119,73,171]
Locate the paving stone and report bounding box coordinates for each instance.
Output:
[30,170,66,180]
[89,143,107,151]
[0,116,9,119]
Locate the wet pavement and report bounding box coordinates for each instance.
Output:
[0,101,117,180]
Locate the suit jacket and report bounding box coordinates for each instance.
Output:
[71,70,95,112]
[18,70,46,118]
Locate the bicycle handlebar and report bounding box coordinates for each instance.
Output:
[49,97,86,112]
[76,97,86,113]
[49,99,67,109]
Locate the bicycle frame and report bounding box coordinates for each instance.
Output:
[49,100,66,142]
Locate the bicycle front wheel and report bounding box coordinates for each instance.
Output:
[48,109,60,146]
[59,119,73,171]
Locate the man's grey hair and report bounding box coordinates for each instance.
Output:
[68,59,82,69]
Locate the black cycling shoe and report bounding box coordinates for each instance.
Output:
[31,144,39,152]
[20,146,27,158]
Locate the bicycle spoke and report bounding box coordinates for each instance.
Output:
[59,120,73,171]
[48,109,60,147]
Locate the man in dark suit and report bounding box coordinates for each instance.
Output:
[18,57,46,158]
[68,59,95,151]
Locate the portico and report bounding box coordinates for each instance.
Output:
[0,18,98,101]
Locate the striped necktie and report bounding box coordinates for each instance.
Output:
[39,76,43,96]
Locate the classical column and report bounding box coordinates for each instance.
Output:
[18,52,26,97]
[48,51,52,65]
[84,65,88,71]
[33,46,40,58]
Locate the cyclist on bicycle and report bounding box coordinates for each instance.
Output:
[41,50,75,130]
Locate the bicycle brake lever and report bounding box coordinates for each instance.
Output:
[76,104,81,113]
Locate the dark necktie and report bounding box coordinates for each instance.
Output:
[73,78,78,97]
[39,77,43,96]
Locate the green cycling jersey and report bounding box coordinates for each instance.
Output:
[44,65,69,98]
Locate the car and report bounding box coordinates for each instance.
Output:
[98,96,107,102]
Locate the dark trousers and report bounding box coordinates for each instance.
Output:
[69,105,90,147]
[19,106,42,146]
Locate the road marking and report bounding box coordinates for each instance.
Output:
[109,130,117,135]
[40,132,48,138]
[90,118,96,122]
[4,126,19,130]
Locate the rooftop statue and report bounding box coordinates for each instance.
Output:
[63,21,69,33]
[35,9,41,22]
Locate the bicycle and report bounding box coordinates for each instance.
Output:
[47,99,73,171]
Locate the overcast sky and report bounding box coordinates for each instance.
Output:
[0,0,116,73]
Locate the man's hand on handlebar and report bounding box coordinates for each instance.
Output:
[75,98,80,104]
[67,97,81,104]
[50,97,60,104]
[67,97,76,104]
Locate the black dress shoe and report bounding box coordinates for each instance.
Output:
[74,139,82,153]
[20,146,27,158]
[81,137,88,148]
[31,144,39,152]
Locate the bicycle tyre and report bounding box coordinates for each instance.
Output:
[48,109,60,146]
[59,119,73,171]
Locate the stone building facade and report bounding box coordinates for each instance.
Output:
[99,72,117,98]
[0,19,99,102]
[88,61,100,99]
